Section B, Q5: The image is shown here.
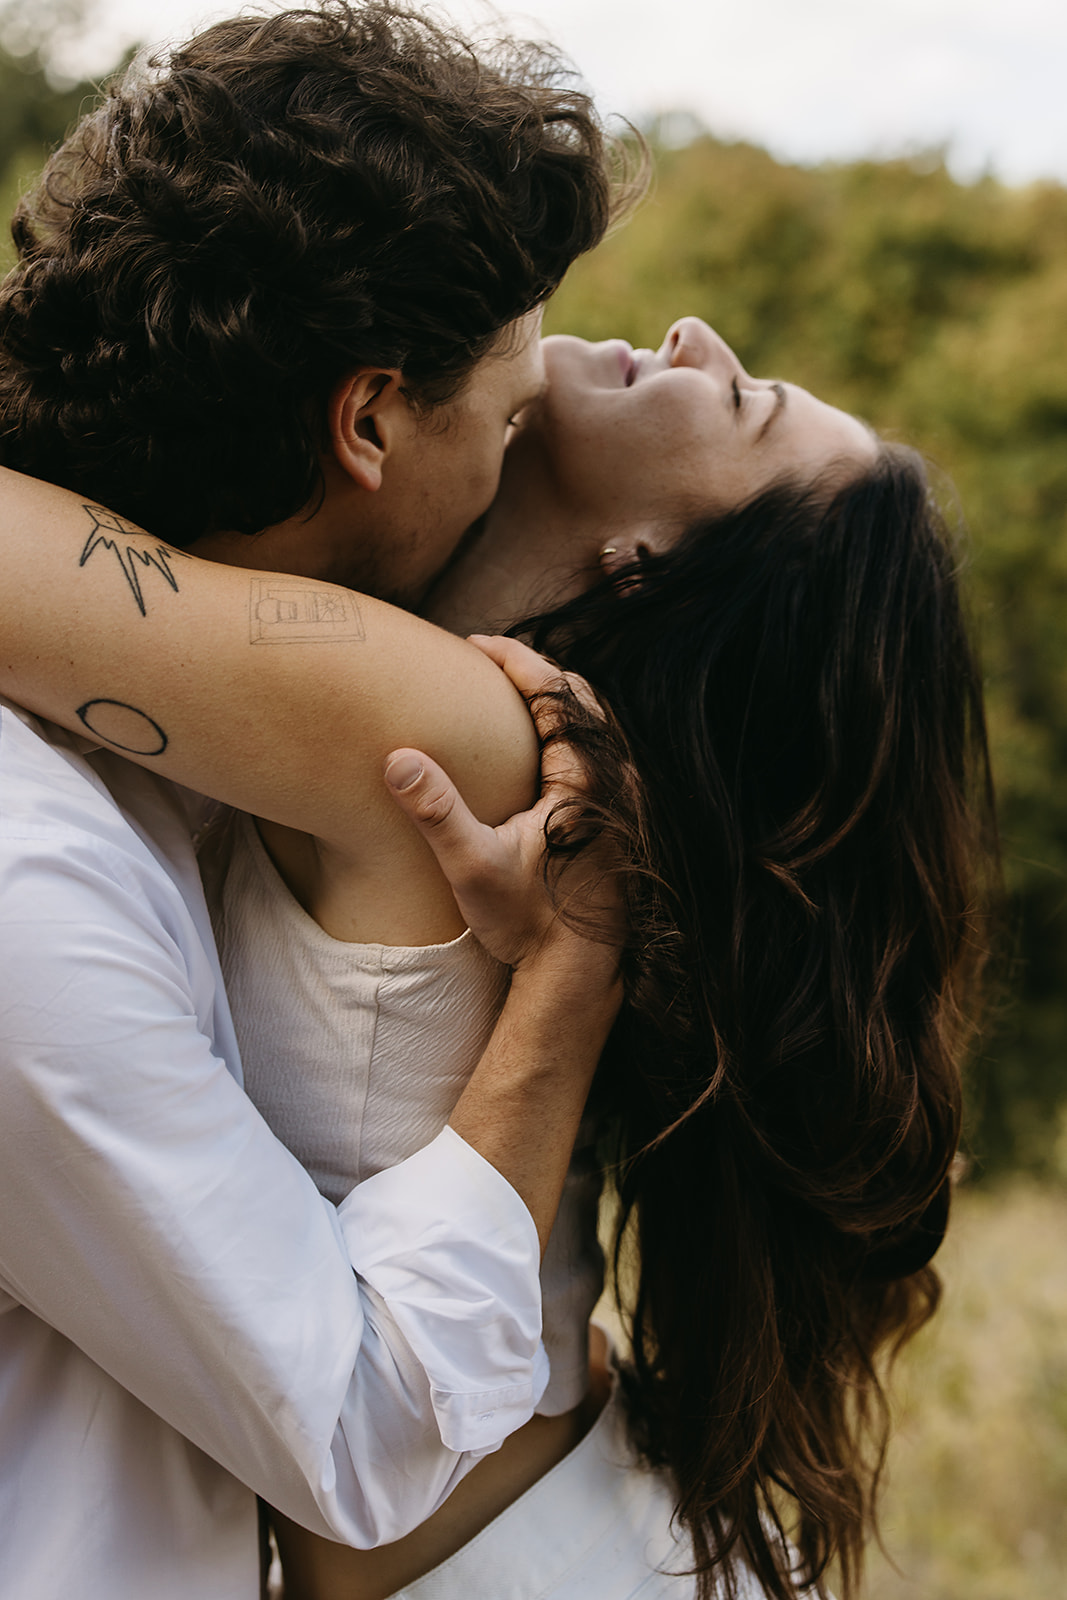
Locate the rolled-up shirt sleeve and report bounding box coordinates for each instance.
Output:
[0,728,548,1550]
[342,1128,550,1455]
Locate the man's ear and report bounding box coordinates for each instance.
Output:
[328,369,407,493]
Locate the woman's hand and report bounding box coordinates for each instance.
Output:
[385,634,622,984]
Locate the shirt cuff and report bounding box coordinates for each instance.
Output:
[337,1126,549,1454]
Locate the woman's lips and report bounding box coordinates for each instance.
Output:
[612,340,636,385]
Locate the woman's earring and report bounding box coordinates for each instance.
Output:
[600,541,650,590]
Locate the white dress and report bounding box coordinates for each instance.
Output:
[208,810,605,1417]
[208,812,786,1598]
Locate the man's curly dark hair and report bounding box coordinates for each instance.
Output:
[0,2,634,543]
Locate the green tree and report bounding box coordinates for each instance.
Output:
[0,0,124,271]
[550,138,1067,1176]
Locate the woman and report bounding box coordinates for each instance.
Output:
[0,318,995,1600]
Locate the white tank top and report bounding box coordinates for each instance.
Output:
[205,810,604,1415]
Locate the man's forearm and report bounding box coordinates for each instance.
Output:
[449,952,620,1253]
[385,638,627,1256]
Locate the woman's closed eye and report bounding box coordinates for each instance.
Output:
[731,376,742,412]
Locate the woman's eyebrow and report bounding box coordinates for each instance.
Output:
[757,382,787,442]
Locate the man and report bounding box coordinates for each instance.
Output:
[0,5,630,1595]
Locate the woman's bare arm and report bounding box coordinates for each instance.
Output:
[0,467,540,860]
[0,467,623,1242]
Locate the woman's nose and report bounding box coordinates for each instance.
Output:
[665,317,737,375]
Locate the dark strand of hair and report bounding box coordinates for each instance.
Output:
[521,446,998,1598]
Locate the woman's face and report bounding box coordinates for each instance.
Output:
[421,318,879,635]
[528,316,876,526]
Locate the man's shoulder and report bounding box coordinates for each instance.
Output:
[0,697,199,892]
[0,699,232,1025]
[1,696,154,840]
[1,697,112,812]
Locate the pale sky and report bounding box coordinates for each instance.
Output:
[58,0,1067,186]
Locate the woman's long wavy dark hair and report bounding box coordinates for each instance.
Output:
[526,445,997,1598]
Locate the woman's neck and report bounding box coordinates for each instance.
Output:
[420,434,598,637]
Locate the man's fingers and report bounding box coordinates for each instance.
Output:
[468,633,605,735]
[386,745,546,864]
[466,634,557,696]
[385,750,451,823]
[384,748,497,885]
[537,741,590,802]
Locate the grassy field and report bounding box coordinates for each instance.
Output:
[863,1180,1067,1599]
[863,1177,1067,1600]
[597,1181,1067,1597]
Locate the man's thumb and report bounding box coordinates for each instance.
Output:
[384,748,488,884]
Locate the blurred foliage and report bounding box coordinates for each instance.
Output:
[0,0,118,267]
[862,1181,1067,1597]
[597,1179,1067,1594]
[1,20,1066,1175]
[548,133,1067,1180]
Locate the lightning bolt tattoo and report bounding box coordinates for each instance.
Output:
[79,505,189,616]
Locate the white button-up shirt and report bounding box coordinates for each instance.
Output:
[0,702,548,1600]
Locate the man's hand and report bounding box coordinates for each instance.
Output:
[385,635,623,1246]
[384,634,622,982]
